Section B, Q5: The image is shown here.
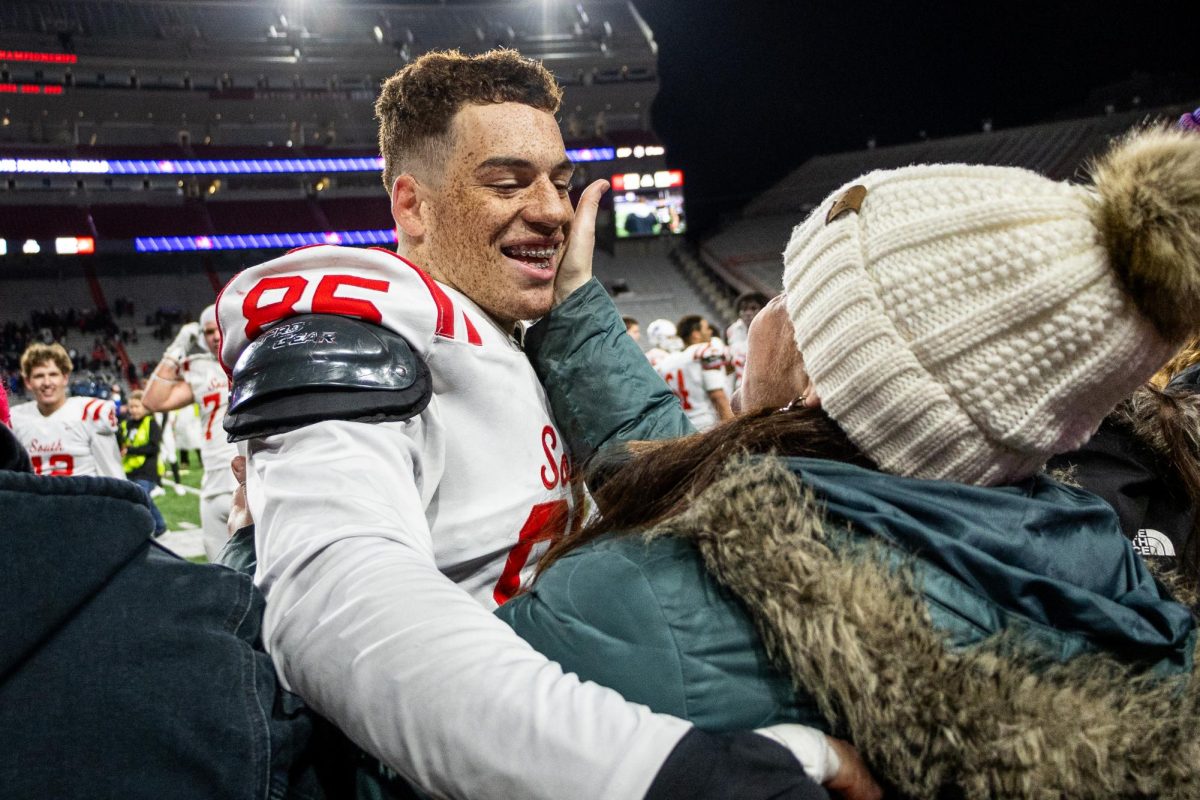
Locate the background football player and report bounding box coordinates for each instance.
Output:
[11,342,122,479]
[143,304,236,560]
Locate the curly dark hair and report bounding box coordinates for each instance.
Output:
[374,48,563,191]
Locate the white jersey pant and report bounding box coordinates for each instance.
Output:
[200,491,233,561]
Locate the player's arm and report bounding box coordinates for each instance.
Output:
[699,348,736,422]
[143,323,200,412]
[709,388,735,422]
[223,318,682,799]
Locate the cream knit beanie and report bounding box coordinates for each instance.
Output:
[782,128,1200,486]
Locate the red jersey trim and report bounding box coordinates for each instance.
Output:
[369,247,457,341]
[463,313,482,346]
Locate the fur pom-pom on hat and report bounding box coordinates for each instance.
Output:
[782,125,1200,486]
[1091,128,1200,342]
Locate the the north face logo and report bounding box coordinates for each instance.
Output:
[1132,528,1176,557]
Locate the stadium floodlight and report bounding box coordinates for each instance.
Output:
[22,239,40,254]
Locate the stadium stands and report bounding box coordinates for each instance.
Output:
[318,196,395,231]
[0,204,92,239]
[90,203,213,238]
[703,101,1200,293]
[593,242,725,334]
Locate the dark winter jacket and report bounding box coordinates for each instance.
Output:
[1047,387,1200,567]
[0,424,321,800]
[505,279,1200,799]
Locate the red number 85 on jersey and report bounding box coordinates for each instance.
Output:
[242,273,390,339]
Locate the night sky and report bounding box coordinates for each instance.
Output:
[632,0,1200,233]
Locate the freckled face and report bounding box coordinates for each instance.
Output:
[415,102,575,328]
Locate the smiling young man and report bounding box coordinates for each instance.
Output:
[215,49,833,800]
[11,343,122,478]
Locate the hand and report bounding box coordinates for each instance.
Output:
[553,179,610,306]
[824,736,882,800]
[226,455,254,537]
[756,725,882,800]
[164,321,201,363]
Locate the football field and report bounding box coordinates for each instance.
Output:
[153,459,208,562]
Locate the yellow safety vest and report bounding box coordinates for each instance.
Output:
[120,415,153,474]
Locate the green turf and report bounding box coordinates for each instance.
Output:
[154,457,203,533]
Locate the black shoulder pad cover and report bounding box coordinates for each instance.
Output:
[223,314,432,442]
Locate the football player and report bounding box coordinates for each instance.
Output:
[643,317,682,369]
[217,49,836,800]
[655,314,736,431]
[725,291,770,393]
[143,305,237,560]
[11,343,122,478]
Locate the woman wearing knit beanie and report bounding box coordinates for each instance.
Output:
[500,126,1200,798]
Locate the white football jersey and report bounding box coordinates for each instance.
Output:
[727,336,749,395]
[11,396,123,478]
[216,245,685,800]
[645,346,671,370]
[655,341,730,431]
[181,353,238,499]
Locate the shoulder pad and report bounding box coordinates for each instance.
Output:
[223,314,432,442]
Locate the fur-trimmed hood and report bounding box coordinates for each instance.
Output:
[655,457,1200,799]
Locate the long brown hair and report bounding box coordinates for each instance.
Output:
[537,405,874,575]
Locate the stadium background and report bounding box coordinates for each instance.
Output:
[2,0,1197,550]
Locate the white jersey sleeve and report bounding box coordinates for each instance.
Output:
[87,399,124,479]
[696,343,729,393]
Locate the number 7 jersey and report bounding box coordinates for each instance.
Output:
[181,353,238,499]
